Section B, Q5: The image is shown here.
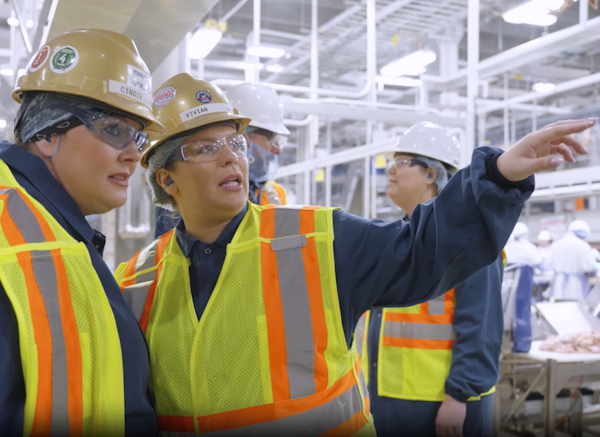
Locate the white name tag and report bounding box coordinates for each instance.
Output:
[108,80,152,107]
[127,65,152,95]
[179,103,233,123]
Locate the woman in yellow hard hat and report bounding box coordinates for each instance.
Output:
[116,72,594,436]
[0,29,164,436]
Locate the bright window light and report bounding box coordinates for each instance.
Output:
[380,49,436,78]
[187,28,222,59]
[503,0,559,26]
[533,82,556,93]
[26,19,33,28]
[247,46,285,59]
[266,64,284,73]
[0,120,7,129]
[0,68,14,76]
[7,17,19,27]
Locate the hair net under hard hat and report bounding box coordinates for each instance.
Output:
[415,156,449,192]
[511,222,530,240]
[569,220,591,240]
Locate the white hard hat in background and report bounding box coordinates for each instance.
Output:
[568,220,591,236]
[384,121,461,171]
[538,230,552,242]
[226,82,291,136]
[511,222,530,240]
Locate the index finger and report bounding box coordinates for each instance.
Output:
[533,119,595,142]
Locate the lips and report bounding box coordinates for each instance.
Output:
[108,173,131,187]
[219,173,242,187]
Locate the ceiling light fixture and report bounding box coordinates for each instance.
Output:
[0,68,14,76]
[533,82,556,93]
[266,64,284,73]
[247,46,285,59]
[0,120,7,129]
[380,49,436,78]
[188,27,222,59]
[7,17,19,27]
[503,0,560,26]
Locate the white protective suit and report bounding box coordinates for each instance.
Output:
[505,237,542,267]
[548,232,598,300]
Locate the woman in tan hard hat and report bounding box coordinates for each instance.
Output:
[0,29,164,436]
[116,72,595,436]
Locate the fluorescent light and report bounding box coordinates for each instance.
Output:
[533,82,556,93]
[247,46,285,59]
[26,19,33,28]
[503,0,559,26]
[0,120,7,129]
[0,68,14,76]
[187,28,222,59]
[266,64,284,73]
[377,76,423,88]
[7,17,18,26]
[380,49,436,78]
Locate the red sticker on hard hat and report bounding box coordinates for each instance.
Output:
[154,86,177,107]
[29,45,50,72]
[196,91,212,104]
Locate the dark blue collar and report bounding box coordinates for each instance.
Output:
[0,141,95,243]
[175,202,249,258]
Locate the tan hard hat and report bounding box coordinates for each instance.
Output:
[141,73,251,168]
[13,28,164,134]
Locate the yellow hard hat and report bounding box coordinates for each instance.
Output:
[141,73,251,168]
[13,28,164,134]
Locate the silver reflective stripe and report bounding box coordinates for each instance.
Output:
[125,245,160,322]
[135,239,160,271]
[273,207,316,399]
[428,294,446,315]
[124,283,153,322]
[383,321,456,341]
[203,384,363,437]
[358,370,368,399]
[271,235,306,252]
[0,189,46,243]
[355,315,366,356]
[31,251,70,435]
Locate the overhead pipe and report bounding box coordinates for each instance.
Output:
[284,115,314,126]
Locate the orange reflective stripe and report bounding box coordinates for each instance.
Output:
[0,192,26,246]
[139,230,173,333]
[385,289,455,325]
[120,253,140,292]
[382,336,455,350]
[52,250,83,437]
[259,206,276,239]
[158,415,196,433]
[319,408,370,437]
[196,369,357,433]
[18,251,53,435]
[14,187,56,242]
[275,184,287,205]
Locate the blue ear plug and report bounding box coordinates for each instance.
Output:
[165,178,174,187]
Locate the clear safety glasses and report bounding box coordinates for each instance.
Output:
[41,104,149,152]
[249,127,288,149]
[387,158,429,171]
[169,133,248,164]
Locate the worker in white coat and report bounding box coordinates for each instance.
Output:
[549,220,598,300]
[504,223,542,267]
[537,230,553,272]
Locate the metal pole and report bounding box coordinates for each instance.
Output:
[251,0,261,83]
[504,74,509,147]
[306,0,319,206]
[580,0,588,24]
[325,120,332,207]
[544,359,558,437]
[363,0,376,219]
[466,0,479,153]
[8,0,32,53]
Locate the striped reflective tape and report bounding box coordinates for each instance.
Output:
[123,238,161,322]
[0,188,47,243]
[427,294,446,316]
[383,320,456,341]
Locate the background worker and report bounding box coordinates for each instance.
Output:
[549,219,598,300]
[537,230,553,272]
[504,222,542,268]
[227,82,290,205]
[154,82,289,236]
[118,73,593,436]
[362,122,503,437]
[0,29,163,435]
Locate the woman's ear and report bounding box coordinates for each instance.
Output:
[156,169,178,195]
[33,136,61,160]
[426,168,438,186]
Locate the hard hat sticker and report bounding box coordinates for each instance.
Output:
[50,46,79,74]
[179,103,233,123]
[196,91,212,104]
[29,45,50,72]
[108,80,153,107]
[127,65,152,96]
[154,87,177,107]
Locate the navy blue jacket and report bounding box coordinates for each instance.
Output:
[0,142,157,436]
[173,147,530,352]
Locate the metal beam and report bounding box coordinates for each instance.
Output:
[8,0,32,53]
[32,0,57,50]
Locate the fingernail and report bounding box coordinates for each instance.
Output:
[550,157,564,167]
[588,117,599,120]
[584,147,590,154]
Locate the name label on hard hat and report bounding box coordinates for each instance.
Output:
[127,65,152,96]
[179,103,233,123]
[108,80,152,107]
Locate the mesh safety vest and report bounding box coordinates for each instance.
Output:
[360,290,495,402]
[256,180,287,206]
[116,203,374,436]
[0,160,125,436]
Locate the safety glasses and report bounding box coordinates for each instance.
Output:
[168,133,248,165]
[40,104,149,152]
[248,127,288,149]
[387,158,429,171]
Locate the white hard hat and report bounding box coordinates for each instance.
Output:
[512,222,529,240]
[568,220,591,235]
[226,82,290,135]
[385,122,461,171]
[538,230,552,242]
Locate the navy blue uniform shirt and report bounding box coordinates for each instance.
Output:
[0,142,157,436]
[174,147,532,350]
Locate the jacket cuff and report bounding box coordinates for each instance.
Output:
[484,149,532,189]
[445,387,470,403]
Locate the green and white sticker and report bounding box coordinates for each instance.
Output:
[50,46,79,74]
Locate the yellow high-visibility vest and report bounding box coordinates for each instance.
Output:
[116,203,375,436]
[0,159,125,436]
